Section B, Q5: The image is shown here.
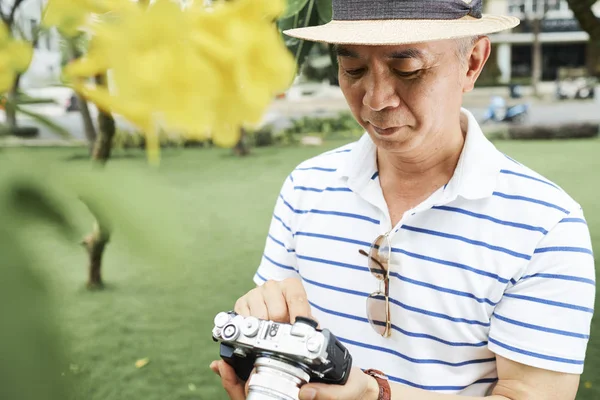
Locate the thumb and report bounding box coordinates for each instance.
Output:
[298,383,330,400]
[217,360,247,400]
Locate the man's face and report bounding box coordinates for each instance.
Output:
[337,40,470,154]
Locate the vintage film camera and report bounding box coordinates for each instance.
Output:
[212,311,353,400]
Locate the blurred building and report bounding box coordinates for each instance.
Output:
[1,0,62,88]
[487,0,600,84]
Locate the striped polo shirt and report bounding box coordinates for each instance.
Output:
[253,108,596,395]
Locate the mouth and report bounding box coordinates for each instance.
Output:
[369,123,401,136]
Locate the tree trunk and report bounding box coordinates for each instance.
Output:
[565,0,600,78]
[91,74,116,163]
[82,72,115,290]
[81,222,109,289]
[78,95,97,154]
[531,18,542,97]
[233,127,250,156]
[69,40,97,153]
[5,75,21,129]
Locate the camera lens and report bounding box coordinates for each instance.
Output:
[246,357,309,400]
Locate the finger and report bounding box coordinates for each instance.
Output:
[281,278,311,323]
[217,360,246,400]
[261,281,289,322]
[246,289,269,320]
[210,361,220,377]
[244,369,255,396]
[234,296,251,317]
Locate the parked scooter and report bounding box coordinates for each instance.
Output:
[481,96,529,124]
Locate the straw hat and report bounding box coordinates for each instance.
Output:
[283,0,520,45]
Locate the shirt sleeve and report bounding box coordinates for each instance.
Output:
[488,206,596,374]
[253,174,300,286]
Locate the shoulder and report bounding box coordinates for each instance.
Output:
[493,154,583,228]
[289,141,357,186]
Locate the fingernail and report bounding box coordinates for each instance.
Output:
[301,388,317,400]
[209,361,215,369]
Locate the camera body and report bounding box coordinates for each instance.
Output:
[212,311,352,399]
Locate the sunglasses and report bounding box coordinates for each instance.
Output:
[359,233,392,338]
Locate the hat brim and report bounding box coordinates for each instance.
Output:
[283,15,520,45]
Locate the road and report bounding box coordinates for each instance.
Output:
[2,95,599,142]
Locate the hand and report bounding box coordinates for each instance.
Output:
[298,368,379,400]
[209,359,249,400]
[234,278,312,323]
[210,278,313,400]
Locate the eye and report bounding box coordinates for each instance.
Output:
[342,68,365,78]
[394,70,421,78]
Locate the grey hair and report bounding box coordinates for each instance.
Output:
[455,35,485,63]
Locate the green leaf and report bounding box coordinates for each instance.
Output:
[0,225,73,400]
[316,0,332,23]
[281,0,310,19]
[14,105,72,139]
[279,0,320,70]
[7,181,76,240]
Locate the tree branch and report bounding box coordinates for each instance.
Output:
[8,0,26,26]
[565,0,600,42]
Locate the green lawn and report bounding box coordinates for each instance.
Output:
[5,138,600,399]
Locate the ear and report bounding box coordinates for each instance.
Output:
[462,36,491,93]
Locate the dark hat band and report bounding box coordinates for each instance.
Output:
[332,0,483,21]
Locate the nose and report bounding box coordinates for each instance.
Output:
[363,71,401,112]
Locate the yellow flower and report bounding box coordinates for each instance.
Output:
[65,0,295,160]
[0,23,33,93]
[42,0,134,37]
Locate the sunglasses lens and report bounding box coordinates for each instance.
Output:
[366,292,389,337]
[368,235,391,280]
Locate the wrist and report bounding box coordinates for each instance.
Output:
[365,374,381,400]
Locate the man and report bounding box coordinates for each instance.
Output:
[211,0,596,399]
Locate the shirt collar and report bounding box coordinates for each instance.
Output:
[338,108,503,201]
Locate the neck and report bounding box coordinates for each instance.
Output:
[377,120,466,203]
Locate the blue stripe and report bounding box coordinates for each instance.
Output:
[298,254,368,272]
[255,271,268,282]
[338,336,495,367]
[296,232,371,247]
[492,191,569,213]
[392,274,498,306]
[392,247,510,284]
[295,167,337,172]
[289,174,294,183]
[305,278,489,326]
[267,234,295,253]
[273,214,293,234]
[504,154,521,165]
[432,206,548,234]
[535,246,593,256]
[306,299,487,347]
[295,231,511,284]
[301,266,498,306]
[520,273,595,287]
[294,186,353,193]
[489,337,584,365]
[279,195,379,224]
[401,225,531,260]
[493,313,589,339]
[560,217,587,224]
[371,171,379,180]
[326,149,353,155]
[386,375,498,391]
[500,169,560,189]
[389,297,490,326]
[503,293,594,314]
[510,278,517,285]
[262,254,295,271]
